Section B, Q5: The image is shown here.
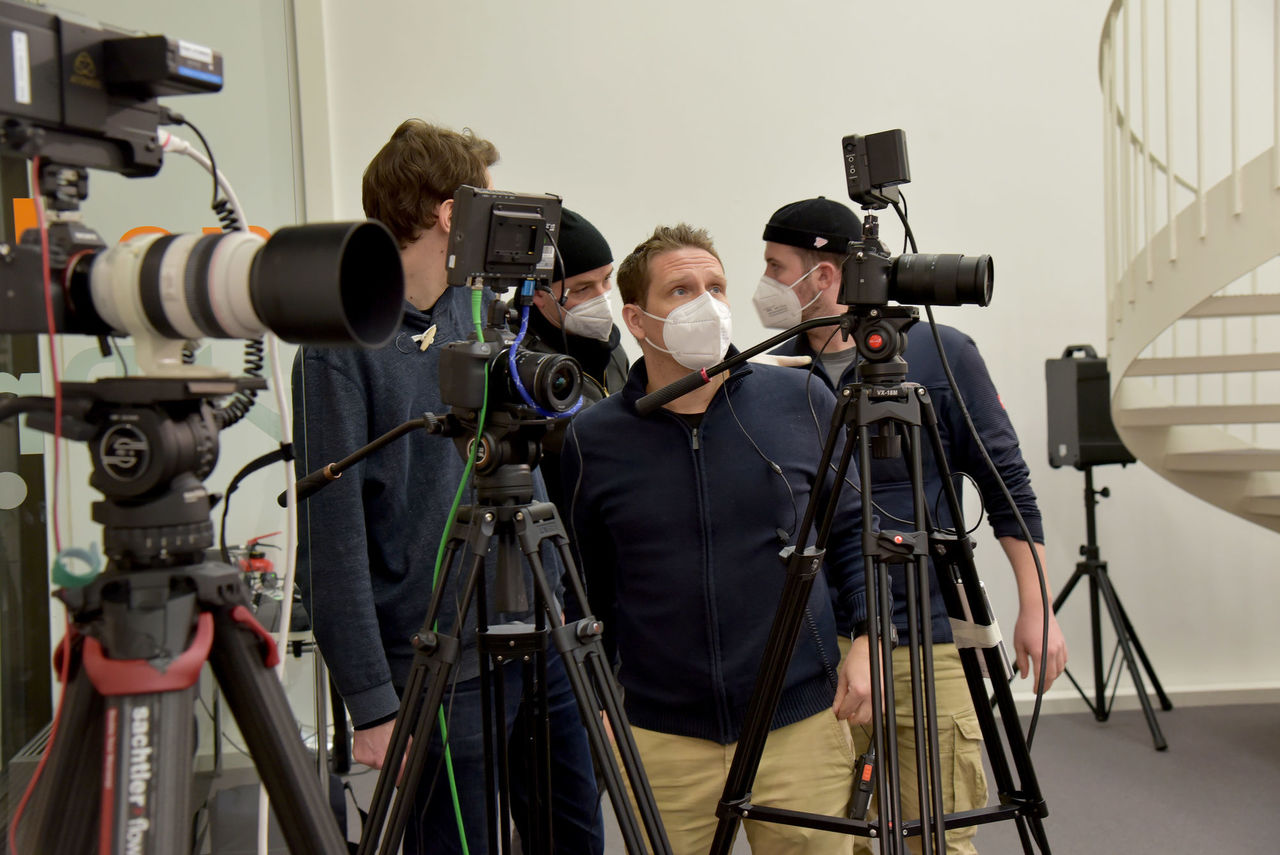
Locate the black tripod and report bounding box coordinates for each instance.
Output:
[1052,468,1171,750]
[686,307,1050,855]
[4,377,346,854]
[310,410,670,855]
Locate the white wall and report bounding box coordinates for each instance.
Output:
[304,0,1280,702]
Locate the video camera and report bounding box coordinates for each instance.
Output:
[0,1,403,566]
[439,186,583,423]
[0,0,405,375]
[839,129,993,310]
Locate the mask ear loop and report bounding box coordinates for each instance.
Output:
[792,263,826,314]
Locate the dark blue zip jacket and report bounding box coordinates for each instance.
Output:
[773,322,1043,644]
[293,285,562,729]
[561,353,867,744]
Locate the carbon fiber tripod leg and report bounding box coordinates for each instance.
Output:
[209,606,348,854]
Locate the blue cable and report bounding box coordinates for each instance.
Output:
[509,280,583,418]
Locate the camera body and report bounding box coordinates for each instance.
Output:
[840,220,994,308]
[0,1,223,176]
[439,334,582,417]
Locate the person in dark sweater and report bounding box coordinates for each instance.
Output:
[292,120,603,855]
[755,196,1068,855]
[562,223,878,855]
[509,208,629,511]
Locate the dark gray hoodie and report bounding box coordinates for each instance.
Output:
[293,284,562,728]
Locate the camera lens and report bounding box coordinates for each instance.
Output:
[890,253,993,307]
[85,221,404,347]
[510,350,582,413]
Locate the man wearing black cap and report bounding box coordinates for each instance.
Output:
[511,208,629,509]
[757,197,1068,855]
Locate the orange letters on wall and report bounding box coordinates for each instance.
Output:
[11,198,271,243]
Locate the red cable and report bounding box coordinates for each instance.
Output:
[7,157,72,855]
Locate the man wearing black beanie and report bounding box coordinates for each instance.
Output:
[511,208,629,509]
[758,196,1068,855]
[526,208,629,395]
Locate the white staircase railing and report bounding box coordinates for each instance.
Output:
[1101,0,1280,534]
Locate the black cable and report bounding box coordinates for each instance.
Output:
[166,113,261,428]
[723,379,798,539]
[212,339,264,430]
[109,336,129,375]
[174,116,222,212]
[0,395,53,423]
[542,224,572,356]
[888,197,1052,746]
[218,445,294,564]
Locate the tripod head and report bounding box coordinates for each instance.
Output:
[18,376,261,570]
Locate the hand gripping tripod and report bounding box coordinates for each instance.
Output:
[694,308,1051,854]
[4,377,346,855]
[295,407,670,855]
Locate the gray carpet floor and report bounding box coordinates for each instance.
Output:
[972,702,1280,854]
[341,702,1279,853]
[598,702,1280,853]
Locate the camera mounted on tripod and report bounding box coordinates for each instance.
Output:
[0,0,407,561]
[437,186,585,472]
[1,5,405,852]
[834,129,995,383]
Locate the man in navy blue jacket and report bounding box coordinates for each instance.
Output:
[292,120,602,855]
[563,223,876,854]
[756,197,1068,855]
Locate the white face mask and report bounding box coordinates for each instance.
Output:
[752,263,822,329]
[561,292,614,341]
[639,292,733,370]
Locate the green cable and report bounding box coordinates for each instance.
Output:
[428,286,488,855]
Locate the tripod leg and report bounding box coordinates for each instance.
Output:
[905,559,948,855]
[1093,572,1168,750]
[920,399,1052,854]
[1111,592,1174,711]
[1050,566,1085,615]
[518,533,663,855]
[13,634,102,855]
[1089,571,1107,719]
[365,551,481,855]
[209,606,347,854]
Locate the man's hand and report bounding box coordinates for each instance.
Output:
[833,634,882,724]
[1013,605,1068,692]
[747,353,812,368]
[999,537,1068,692]
[353,719,410,783]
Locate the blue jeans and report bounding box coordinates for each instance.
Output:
[401,645,604,855]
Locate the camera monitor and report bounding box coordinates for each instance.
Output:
[446,186,562,289]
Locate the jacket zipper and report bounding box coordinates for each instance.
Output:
[691,426,700,450]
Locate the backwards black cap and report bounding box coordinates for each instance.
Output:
[762,197,859,254]
[553,208,613,282]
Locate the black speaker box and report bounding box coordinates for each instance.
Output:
[1045,345,1135,469]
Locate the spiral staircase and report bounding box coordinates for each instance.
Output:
[1101,0,1280,534]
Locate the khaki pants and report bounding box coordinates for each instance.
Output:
[842,639,988,855]
[625,709,858,855]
